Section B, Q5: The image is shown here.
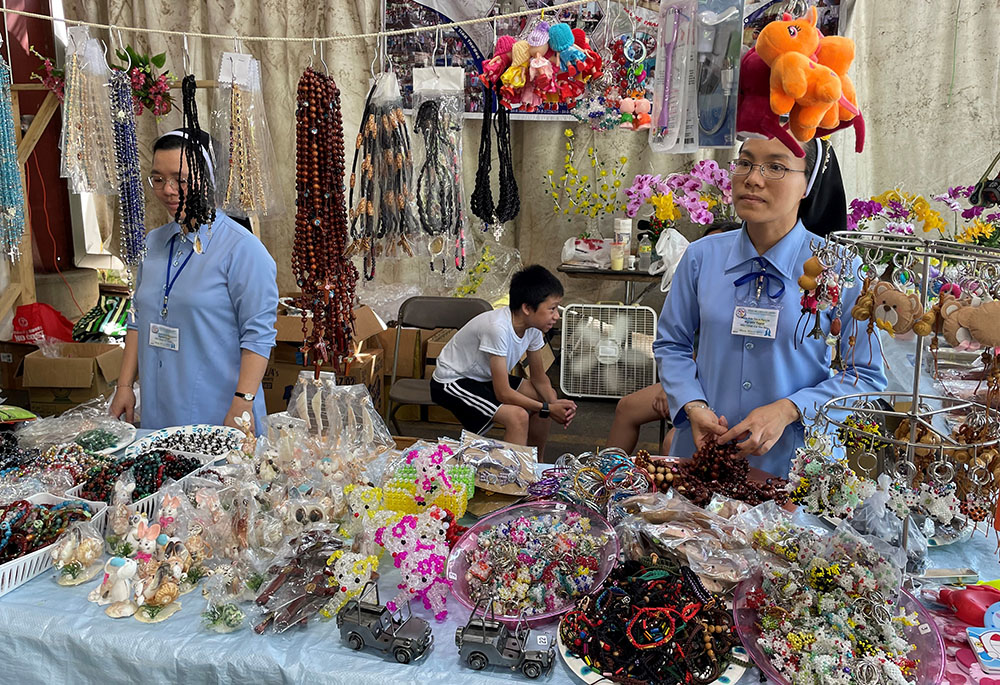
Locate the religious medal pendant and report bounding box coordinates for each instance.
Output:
[194,234,203,254]
[161,296,169,319]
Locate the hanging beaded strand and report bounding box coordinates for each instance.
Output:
[293,68,357,377]
[176,75,216,246]
[470,81,519,238]
[108,69,146,270]
[0,51,25,262]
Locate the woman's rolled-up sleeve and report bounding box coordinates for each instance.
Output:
[227,237,278,359]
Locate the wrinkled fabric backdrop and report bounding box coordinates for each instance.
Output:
[61,0,1000,303]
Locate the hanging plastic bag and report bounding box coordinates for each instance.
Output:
[648,227,690,292]
[411,66,466,272]
[649,0,696,153]
[211,52,282,219]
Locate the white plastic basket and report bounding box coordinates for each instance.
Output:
[0,493,108,597]
[92,457,225,538]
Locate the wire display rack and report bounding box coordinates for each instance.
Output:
[814,232,1000,551]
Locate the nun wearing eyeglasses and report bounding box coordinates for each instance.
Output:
[653,137,887,477]
[109,129,278,435]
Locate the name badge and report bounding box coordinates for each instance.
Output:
[149,323,180,351]
[732,305,780,340]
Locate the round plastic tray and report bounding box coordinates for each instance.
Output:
[446,500,619,627]
[733,571,945,685]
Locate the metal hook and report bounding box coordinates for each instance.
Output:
[431,27,440,76]
[98,39,112,72]
[113,27,132,71]
[310,37,317,70]
[319,40,328,73]
[370,45,379,81]
[182,34,191,75]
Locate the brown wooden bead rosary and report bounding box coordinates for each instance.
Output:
[292,68,358,377]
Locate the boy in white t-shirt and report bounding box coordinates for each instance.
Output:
[430,265,577,456]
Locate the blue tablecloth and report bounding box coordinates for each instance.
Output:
[2,350,997,685]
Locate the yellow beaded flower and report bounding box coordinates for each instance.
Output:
[544,128,629,217]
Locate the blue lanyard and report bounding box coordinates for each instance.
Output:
[733,257,786,302]
[161,234,195,318]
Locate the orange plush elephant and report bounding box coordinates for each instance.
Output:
[755,7,859,143]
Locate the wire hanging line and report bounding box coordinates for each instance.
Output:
[0,0,592,45]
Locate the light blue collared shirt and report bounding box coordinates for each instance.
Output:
[653,221,887,476]
[129,212,278,433]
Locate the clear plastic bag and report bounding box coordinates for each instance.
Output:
[15,395,132,451]
[411,67,466,272]
[649,0,696,153]
[454,430,538,496]
[452,237,523,303]
[201,573,248,633]
[615,489,759,592]
[59,27,118,195]
[50,520,106,586]
[850,475,928,575]
[211,52,282,218]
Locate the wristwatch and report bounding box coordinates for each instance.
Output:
[539,402,550,419]
[234,392,256,402]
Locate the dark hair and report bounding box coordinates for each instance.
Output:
[152,128,213,156]
[702,220,741,239]
[509,265,563,312]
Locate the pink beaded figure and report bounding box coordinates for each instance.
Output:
[480,35,517,87]
[405,445,455,506]
[375,507,452,621]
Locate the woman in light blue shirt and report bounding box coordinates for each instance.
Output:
[110,130,278,434]
[653,136,886,477]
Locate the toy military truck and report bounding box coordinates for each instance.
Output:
[455,599,555,678]
[336,581,433,664]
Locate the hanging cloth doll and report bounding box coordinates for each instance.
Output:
[499,41,531,107]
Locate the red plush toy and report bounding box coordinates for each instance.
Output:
[480,35,516,87]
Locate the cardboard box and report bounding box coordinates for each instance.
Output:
[274,304,385,345]
[379,327,440,379]
[263,348,384,416]
[21,343,123,416]
[0,341,36,408]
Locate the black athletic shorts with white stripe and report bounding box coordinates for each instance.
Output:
[429,375,524,434]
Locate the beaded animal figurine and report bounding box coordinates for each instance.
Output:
[375,507,452,621]
[319,550,379,618]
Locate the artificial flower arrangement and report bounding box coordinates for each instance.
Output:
[847,188,946,235]
[933,184,1000,247]
[30,44,173,117]
[545,128,628,218]
[625,159,735,227]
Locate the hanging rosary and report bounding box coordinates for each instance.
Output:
[292,67,358,377]
[176,74,216,245]
[0,51,24,262]
[108,68,146,270]
[348,73,418,280]
[59,34,118,195]
[415,98,464,271]
[470,81,519,240]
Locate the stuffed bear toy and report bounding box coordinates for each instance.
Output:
[852,281,932,337]
[935,292,1000,349]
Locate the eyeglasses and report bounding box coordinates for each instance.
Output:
[146,175,189,190]
[730,159,807,181]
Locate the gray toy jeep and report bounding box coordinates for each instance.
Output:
[455,599,555,678]
[336,581,433,664]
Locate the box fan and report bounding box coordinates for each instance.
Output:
[559,304,657,399]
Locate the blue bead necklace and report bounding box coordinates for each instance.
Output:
[0,55,25,262]
[109,69,146,269]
